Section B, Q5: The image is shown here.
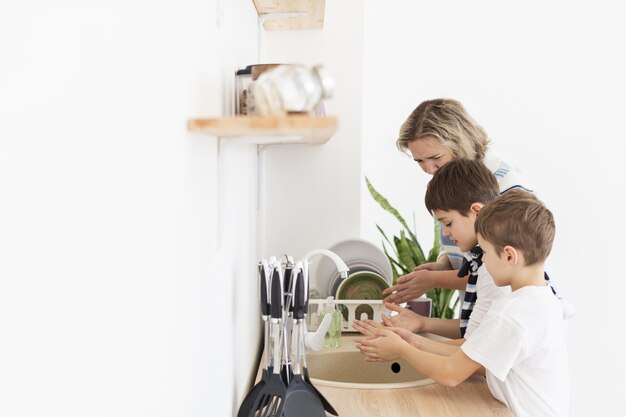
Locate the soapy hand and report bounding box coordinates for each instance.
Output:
[380,302,426,333]
[383,262,445,304]
[352,319,385,336]
[354,321,408,362]
[353,319,423,350]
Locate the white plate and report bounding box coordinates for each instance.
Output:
[311,238,393,298]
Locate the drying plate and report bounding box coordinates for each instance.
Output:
[335,271,389,322]
[336,271,389,300]
[312,238,392,297]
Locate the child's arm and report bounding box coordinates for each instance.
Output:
[382,302,462,339]
[353,319,460,356]
[416,316,462,339]
[356,327,481,387]
[383,269,468,304]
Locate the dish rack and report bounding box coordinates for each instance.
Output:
[307,298,388,333]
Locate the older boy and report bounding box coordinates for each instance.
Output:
[355,190,570,417]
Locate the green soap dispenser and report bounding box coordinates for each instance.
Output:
[320,296,342,348]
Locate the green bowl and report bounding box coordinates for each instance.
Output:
[336,271,389,321]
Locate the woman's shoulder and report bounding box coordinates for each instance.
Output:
[484,150,534,194]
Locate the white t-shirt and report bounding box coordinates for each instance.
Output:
[463,262,510,338]
[461,285,570,417]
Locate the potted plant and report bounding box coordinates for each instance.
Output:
[365,177,458,319]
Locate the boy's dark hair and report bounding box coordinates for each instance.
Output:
[475,189,555,266]
[424,159,499,216]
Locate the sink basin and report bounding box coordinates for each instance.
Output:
[306,350,436,389]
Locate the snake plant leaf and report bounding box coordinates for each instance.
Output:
[366,177,419,241]
[389,253,410,276]
[427,218,441,263]
[376,224,398,258]
[407,232,426,265]
[395,232,416,272]
[381,240,406,280]
[366,175,458,319]
[438,289,448,317]
[441,287,458,319]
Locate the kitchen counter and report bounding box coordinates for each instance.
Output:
[256,333,513,417]
[313,373,512,417]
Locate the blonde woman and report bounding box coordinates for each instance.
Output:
[383,99,533,323]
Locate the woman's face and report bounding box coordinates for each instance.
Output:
[407,136,455,175]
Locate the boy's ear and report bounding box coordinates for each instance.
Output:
[503,246,519,265]
[470,202,484,215]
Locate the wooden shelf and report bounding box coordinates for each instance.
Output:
[253,0,326,30]
[187,115,338,145]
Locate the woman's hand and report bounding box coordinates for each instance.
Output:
[354,322,409,362]
[380,302,425,333]
[383,269,436,304]
[414,261,447,272]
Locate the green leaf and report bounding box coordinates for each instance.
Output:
[366,175,458,319]
[382,240,409,278]
[395,233,416,272]
[366,177,419,242]
[407,232,426,265]
[427,218,441,263]
[376,224,398,258]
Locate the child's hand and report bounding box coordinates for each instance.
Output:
[387,326,418,344]
[358,318,424,349]
[381,302,425,333]
[355,326,407,362]
[352,319,385,336]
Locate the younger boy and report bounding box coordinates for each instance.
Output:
[367,158,508,344]
[356,190,570,417]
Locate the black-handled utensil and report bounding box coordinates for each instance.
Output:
[269,267,283,320]
[283,271,326,417]
[301,261,339,416]
[237,261,271,417]
[249,266,287,417]
[294,270,306,320]
[281,259,295,386]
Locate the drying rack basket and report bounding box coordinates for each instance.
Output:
[307,299,388,333]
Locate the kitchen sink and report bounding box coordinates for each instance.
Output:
[305,338,437,389]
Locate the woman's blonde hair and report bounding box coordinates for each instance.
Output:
[396,99,490,160]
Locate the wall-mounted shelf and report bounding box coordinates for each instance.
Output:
[253,0,326,30]
[187,115,338,145]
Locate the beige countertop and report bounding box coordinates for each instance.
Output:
[313,374,511,417]
[256,332,513,417]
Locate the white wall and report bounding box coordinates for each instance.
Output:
[361,1,625,416]
[0,1,259,416]
[4,1,622,416]
[260,0,365,261]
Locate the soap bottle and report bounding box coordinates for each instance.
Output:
[320,297,342,348]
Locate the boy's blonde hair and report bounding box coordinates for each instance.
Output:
[425,159,499,216]
[475,189,555,266]
[396,98,490,160]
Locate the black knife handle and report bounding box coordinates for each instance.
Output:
[259,263,270,317]
[303,263,310,311]
[283,264,293,312]
[270,268,283,319]
[294,271,305,320]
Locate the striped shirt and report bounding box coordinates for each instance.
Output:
[438,151,534,324]
[458,246,484,338]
